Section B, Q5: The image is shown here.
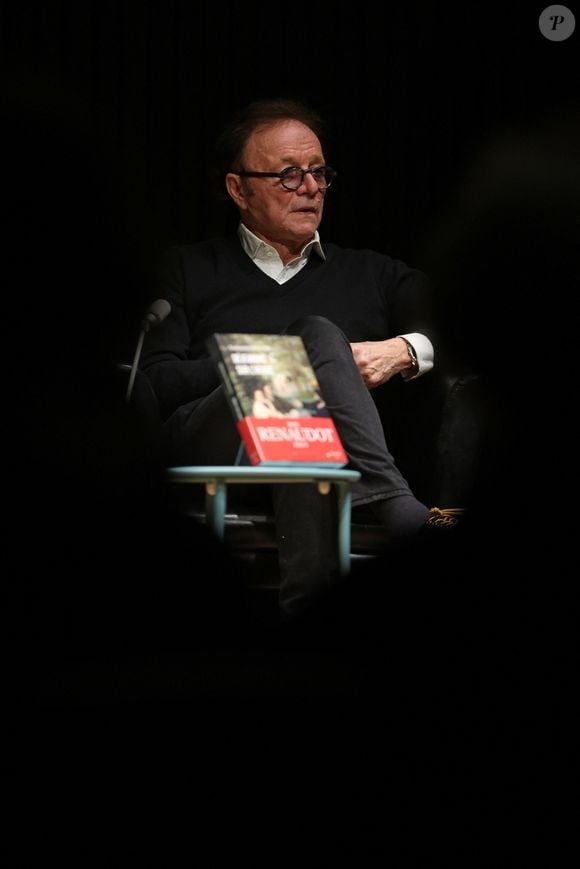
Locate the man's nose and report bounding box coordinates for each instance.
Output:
[299,172,320,194]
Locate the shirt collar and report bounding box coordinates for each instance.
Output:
[238,222,325,264]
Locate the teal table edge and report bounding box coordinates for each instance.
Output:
[167,466,362,576]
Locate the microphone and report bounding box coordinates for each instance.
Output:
[140,298,171,332]
[125,299,171,403]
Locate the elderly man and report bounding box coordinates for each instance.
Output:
[141,98,457,618]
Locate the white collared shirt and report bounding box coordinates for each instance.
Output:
[237,222,433,378]
[238,223,325,285]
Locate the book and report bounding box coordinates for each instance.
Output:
[206,332,348,467]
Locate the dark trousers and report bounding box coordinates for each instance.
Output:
[164,316,416,616]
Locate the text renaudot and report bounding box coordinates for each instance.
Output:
[256,426,336,443]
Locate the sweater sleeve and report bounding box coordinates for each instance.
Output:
[140,246,221,420]
[384,257,435,340]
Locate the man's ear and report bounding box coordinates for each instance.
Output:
[225,173,247,210]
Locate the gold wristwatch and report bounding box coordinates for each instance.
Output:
[403,338,418,370]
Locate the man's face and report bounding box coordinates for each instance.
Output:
[226,120,327,252]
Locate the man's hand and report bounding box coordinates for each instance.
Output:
[350,337,413,389]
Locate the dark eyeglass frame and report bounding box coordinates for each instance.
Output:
[229,165,337,191]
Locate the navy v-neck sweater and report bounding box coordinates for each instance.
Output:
[141,234,432,420]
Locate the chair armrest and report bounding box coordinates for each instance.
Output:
[431,373,499,508]
[373,369,496,508]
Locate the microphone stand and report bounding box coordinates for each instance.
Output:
[125,299,171,404]
[125,325,147,404]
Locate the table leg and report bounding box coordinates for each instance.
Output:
[336,482,352,576]
[205,479,227,540]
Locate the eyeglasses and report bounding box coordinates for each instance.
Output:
[230,165,337,191]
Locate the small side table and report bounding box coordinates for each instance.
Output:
[167,466,361,576]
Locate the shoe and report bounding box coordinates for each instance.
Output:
[424,507,465,529]
[414,508,465,552]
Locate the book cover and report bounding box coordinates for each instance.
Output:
[206,333,348,467]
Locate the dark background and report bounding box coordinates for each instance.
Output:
[2,4,578,840]
[2,0,577,266]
